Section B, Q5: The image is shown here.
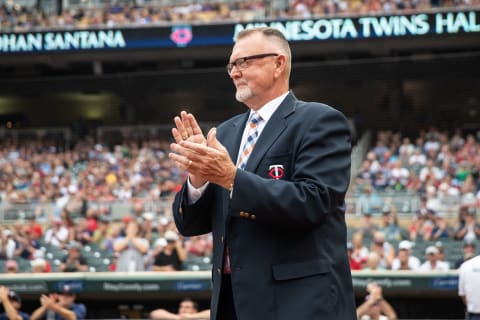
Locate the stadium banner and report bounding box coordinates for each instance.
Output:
[0,9,479,54]
[0,271,458,296]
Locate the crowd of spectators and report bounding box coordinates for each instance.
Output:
[1,0,478,32]
[353,127,480,213]
[0,125,478,275]
[0,135,183,208]
[349,126,480,272]
[0,206,213,273]
[0,133,214,273]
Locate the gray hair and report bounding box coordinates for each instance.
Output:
[236,27,291,77]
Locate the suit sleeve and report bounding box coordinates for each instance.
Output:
[172,183,214,237]
[230,107,351,230]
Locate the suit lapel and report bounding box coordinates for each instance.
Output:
[223,112,249,166]
[244,93,297,172]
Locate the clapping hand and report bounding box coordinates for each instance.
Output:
[170,127,236,191]
[39,294,57,308]
[172,111,206,147]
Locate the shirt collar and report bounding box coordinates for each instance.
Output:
[251,91,289,123]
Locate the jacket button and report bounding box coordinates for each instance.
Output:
[239,211,245,217]
[217,268,221,274]
[179,207,183,215]
[250,214,256,220]
[221,236,224,243]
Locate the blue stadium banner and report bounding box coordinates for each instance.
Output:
[0,9,479,54]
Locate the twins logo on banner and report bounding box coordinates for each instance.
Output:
[170,26,193,47]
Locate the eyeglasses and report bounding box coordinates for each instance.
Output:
[227,53,279,74]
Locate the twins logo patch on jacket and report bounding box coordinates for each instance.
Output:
[268,164,285,179]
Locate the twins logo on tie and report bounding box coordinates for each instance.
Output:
[268,165,285,179]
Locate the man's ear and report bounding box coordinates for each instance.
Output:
[274,55,286,77]
[276,55,285,69]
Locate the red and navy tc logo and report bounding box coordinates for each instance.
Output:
[268,165,285,179]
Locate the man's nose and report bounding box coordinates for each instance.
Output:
[229,66,241,78]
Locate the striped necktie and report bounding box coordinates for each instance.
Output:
[236,112,262,170]
[223,112,262,274]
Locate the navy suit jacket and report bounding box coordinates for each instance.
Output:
[173,92,356,320]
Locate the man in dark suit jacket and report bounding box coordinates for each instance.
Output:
[169,27,356,320]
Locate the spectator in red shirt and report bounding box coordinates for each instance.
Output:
[348,242,362,270]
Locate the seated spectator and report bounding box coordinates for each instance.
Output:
[356,282,397,320]
[356,160,375,187]
[455,241,477,269]
[4,260,18,274]
[26,213,43,239]
[437,180,460,213]
[434,241,450,270]
[30,285,86,320]
[114,220,149,272]
[419,245,449,272]
[405,171,423,194]
[389,160,409,190]
[419,159,443,182]
[136,212,154,244]
[32,250,52,273]
[363,252,386,271]
[91,215,111,247]
[185,235,212,258]
[31,258,49,273]
[44,218,69,249]
[0,229,16,260]
[455,206,480,242]
[351,232,369,269]
[108,252,119,272]
[58,241,88,272]
[460,175,477,205]
[356,185,382,217]
[415,195,435,219]
[71,218,93,246]
[13,226,40,260]
[379,201,403,242]
[358,212,380,241]
[373,140,389,164]
[409,212,434,242]
[348,242,362,271]
[391,240,420,271]
[0,286,29,320]
[150,297,210,320]
[369,231,395,269]
[398,137,415,163]
[145,238,167,271]
[100,223,122,253]
[408,147,427,168]
[372,169,389,190]
[429,214,455,241]
[153,231,186,271]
